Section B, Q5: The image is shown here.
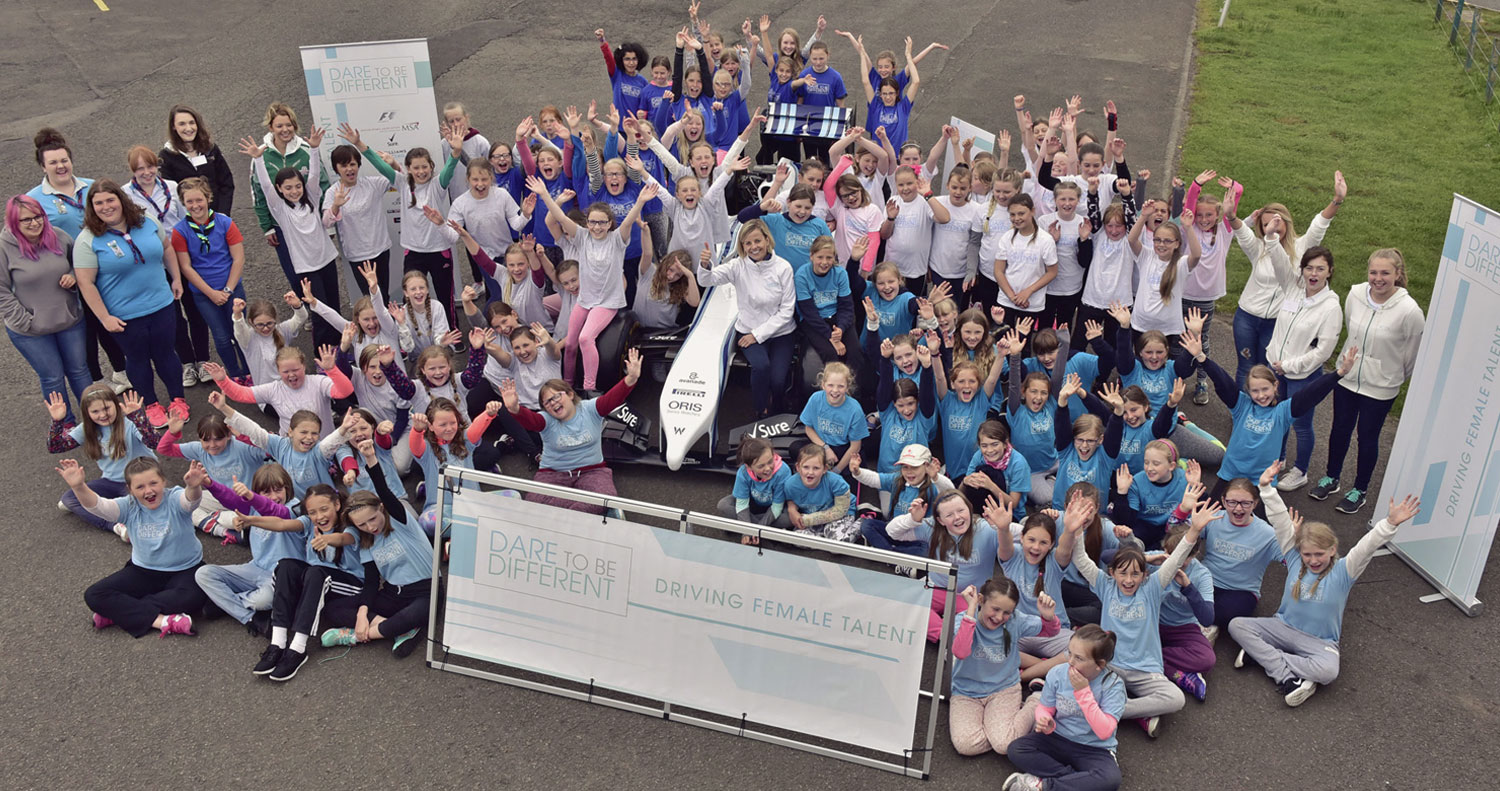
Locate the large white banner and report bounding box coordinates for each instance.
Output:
[301,39,443,299]
[443,492,934,754]
[1374,194,1500,613]
[942,116,996,181]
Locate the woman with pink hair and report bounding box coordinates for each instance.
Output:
[0,195,93,423]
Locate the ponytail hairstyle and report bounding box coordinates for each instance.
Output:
[1019,512,1058,598]
[78,383,128,462]
[347,490,395,548]
[401,269,435,336]
[1144,438,1180,467]
[1300,244,1334,286]
[1223,477,1260,508]
[926,490,978,562]
[890,450,940,517]
[350,295,378,342]
[970,158,998,190]
[890,377,920,407]
[737,436,774,468]
[1291,521,1340,601]
[1007,193,1039,245]
[1021,371,1052,404]
[1152,221,1184,301]
[1246,364,1280,401]
[872,262,904,295]
[404,148,434,207]
[425,397,470,464]
[1369,248,1408,288]
[1133,330,1170,360]
[978,576,1023,655]
[1065,481,1107,563]
[245,299,287,349]
[1071,623,1117,665]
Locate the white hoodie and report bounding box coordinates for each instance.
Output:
[1265,283,1342,379]
[1234,213,1330,318]
[1338,283,1425,400]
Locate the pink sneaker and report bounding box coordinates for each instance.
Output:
[144,403,169,428]
[92,613,114,629]
[168,398,190,421]
[158,614,195,638]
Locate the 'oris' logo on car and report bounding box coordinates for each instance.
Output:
[667,401,703,413]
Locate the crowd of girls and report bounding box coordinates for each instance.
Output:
[13,7,1432,786]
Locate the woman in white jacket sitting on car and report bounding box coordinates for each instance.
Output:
[696,218,796,419]
[1307,248,1425,514]
[1264,245,1343,493]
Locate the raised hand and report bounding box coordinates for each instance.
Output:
[237,136,266,159]
[982,495,1015,533]
[1115,463,1133,495]
[1184,458,1201,487]
[183,459,209,489]
[1106,301,1131,329]
[1084,319,1104,341]
[56,458,87,488]
[306,125,326,148]
[1387,494,1422,526]
[1180,329,1204,360]
[1260,459,1283,488]
[1168,377,1187,408]
[411,410,429,433]
[44,392,69,422]
[1098,380,1124,411]
[300,277,318,307]
[316,344,338,372]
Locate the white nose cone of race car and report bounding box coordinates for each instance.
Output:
[660,282,740,470]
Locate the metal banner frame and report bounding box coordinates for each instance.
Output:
[425,467,954,778]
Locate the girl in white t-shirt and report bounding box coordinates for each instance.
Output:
[529,174,655,390]
[1036,182,1090,330]
[969,168,1026,309]
[1125,203,1200,337]
[993,195,1058,331]
[881,165,950,293]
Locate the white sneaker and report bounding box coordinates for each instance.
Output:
[1234,648,1247,668]
[1276,467,1309,491]
[112,523,131,543]
[1283,677,1317,707]
[182,364,199,387]
[1002,774,1043,791]
[198,362,216,382]
[109,371,133,394]
[1201,624,1219,645]
[57,500,70,513]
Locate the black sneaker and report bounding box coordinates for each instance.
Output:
[252,644,283,675]
[1280,677,1317,707]
[246,610,271,639]
[1307,476,1341,501]
[269,648,308,682]
[392,627,424,659]
[1334,488,1367,514]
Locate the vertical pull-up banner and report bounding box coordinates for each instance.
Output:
[1374,194,1500,615]
[301,39,443,299]
[443,492,934,754]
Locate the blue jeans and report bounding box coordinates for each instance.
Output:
[8,321,92,423]
[1182,298,1216,386]
[113,302,185,405]
[739,331,795,417]
[1232,308,1277,391]
[194,562,274,624]
[860,519,928,557]
[1280,374,1317,472]
[190,284,249,378]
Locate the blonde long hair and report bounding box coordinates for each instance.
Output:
[1291,521,1339,601]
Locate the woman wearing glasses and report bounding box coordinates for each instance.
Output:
[1,195,93,423]
[72,180,190,428]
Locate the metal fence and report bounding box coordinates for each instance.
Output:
[1436,0,1500,131]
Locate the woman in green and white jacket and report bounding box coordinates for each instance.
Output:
[1308,248,1424,513]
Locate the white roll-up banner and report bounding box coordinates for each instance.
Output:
[1373,194,1500,614]
[942,116,996,181]
[301,39,443,300]
[443,492,934,754]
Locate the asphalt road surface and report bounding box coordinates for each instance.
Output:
[1,1,1496,789]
